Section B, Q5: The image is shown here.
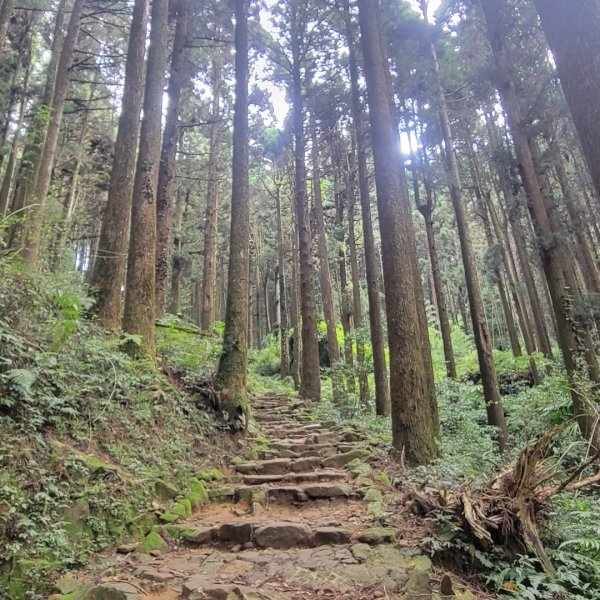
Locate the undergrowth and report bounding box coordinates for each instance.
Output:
[0,261,230,598]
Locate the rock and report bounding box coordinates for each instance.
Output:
[208,486,236,501]
[182,526,216,544]
[363,488,385,520]
[141,569,174,582]
[55,573,81,594]
[254,522,312,549]
[310,527,352,546]
[357,527,396,545]
[409,555,432,572]
[312,432,339,444]
[303,483,353,498]
[322,449,370,469]
[182,581,273,599]
[251,502,264,516]
[235,458,292,475]
[116,543,138,554]
[342,431,364,443]
[195,468,224,482]
[351,542,372,562]
[139,530,166,554]
[290,456,322,472]
[347,459,373,478]
[154,480,179,501]
[439,574,454,596]
[84,587,128,600]
[218,522,253,544]
[403,569,431,599]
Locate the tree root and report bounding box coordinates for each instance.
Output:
[407,427,600,575]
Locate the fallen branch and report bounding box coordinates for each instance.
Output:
[407,427,600,576]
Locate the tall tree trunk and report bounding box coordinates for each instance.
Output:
[275,180,290,377]
[0,57,31,217]
[290,11,320,401]
[344,0,390,413]
[168,189,189,315]
[0,0,15,60]
[216,0,250,427]
[358,0,439,464]
[347,149,371,408]
[414,164,457,380]
[428,36,507,449]
[290,205,301,389]
[155,0,191,318]
[92,0,148,330]
[310,120,341,400]
[122,0,169,357]
[534,0,600,201]
[22,0,85,265]
[200,53,223,333]
[480,0,600,447]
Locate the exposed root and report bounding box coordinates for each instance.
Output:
[406,427,600,575]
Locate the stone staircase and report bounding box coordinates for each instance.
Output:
[64,395,438,600]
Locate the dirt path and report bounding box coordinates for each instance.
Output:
[64,395,443,599]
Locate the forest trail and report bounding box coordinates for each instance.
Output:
[71,395,437,600]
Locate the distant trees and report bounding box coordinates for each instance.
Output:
[1,0,599,459]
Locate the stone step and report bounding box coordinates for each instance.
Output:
[234,456,322,475]
[242,469,347,485]
[209,481,362,505]
[171,520,366,551]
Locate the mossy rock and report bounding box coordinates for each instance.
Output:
[139,530,166,554]
[179,498,192,516]
[187,478,209,508]
[208,486,236,500]
[154,480,179,501]
[377,471,391,484]
[159,511,181,523]
[347,459,373,478]
[62,498,91,539]
[129,512,156,540]
[83,587,127,600]
[160,524,196,540]
[62,587,90,600]
[195,468,224,482]
[231,456,244,466]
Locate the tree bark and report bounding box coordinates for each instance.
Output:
[0,0,15,61]
[428,37,507,450]
[168,189,189,315]
[310,119,341,401]
[534,0,600,201]
[347,148,371,409]
[216,0,250,427]
[122,0,169,357]
[92,0,148,330]
[345,2,390,414]
[22,0,85,265]
[200,52,223,333]
[291,9,320,401]
[155,0,191,318]
[358,0,439,464]
[480,0,600,447]
[275,180,290,377]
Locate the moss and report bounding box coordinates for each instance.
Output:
[186,479,209,509]
[159,511,181,523]
[231,455,244,465]
[62,587,90,600]
[377,471,391,484]
[129,512,155,540]
[161,524,195,539]
[179,498,192,516]
[154,480,179,500]
[138,531,165,554]
[195,468,224,482]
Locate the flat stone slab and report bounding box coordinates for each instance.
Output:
[322,449,371,468]
[303,483,354,498]
[310,527,352,546]
[254,522,312,549]
[235,458,292,475]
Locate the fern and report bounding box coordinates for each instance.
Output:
[5,368,37,397]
